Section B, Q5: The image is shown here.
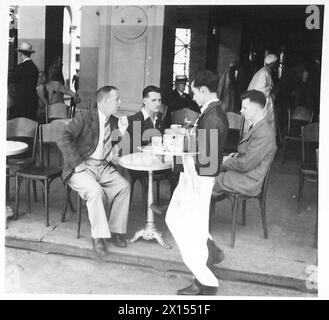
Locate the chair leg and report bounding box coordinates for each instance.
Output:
[259,198,268,239]
[230,196,239,248]
[6,168,10,200]
[155,180,160,205]
[281,137,288,165]
[62,184,70,222]
[45,180,49,227]
[32,181,38,202]
[76,196,82,239]
[297,171,304,214]
[26,179,31,213]
[242,199,246,225]
[14,175,22,221]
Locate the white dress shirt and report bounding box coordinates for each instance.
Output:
[90,109,107,160]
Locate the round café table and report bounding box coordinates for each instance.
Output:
[6,140,29,228]
[119,152,173,249]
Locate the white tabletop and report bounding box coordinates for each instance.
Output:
[119,152,172,171]
[138,145,199,156]
[6,141,29,156]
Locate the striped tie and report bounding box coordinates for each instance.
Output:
[103,116,113,163]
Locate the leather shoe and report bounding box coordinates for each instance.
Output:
[111,233,127,248]
[177,279,218,296]
[177,279,201,295]
[207,239,225,268]
[92,238,107,256]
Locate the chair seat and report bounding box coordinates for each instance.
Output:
[301,163,317,175]
[211,191,227,201]
[284,135,301,141]
[7,157,34,169]
[16,166,62,179]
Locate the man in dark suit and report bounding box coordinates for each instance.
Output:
[8,42,39,120]
[58,86,130,257]
[127,85,165,152]
[163,75,200,127]
[166,70,229,296]
[213,90,277,197]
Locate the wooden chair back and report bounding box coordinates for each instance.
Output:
[287,106,314,135]
[7,117,38,161]
[301,122,319,164]
[171,107,199,126]
[38,121,66,167]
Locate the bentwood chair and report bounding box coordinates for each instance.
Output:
[171,108,199,126]
[210,153,276,248]
[314,148,319,248]
[6,118,39,201]
[224,112,245,155]
[297,122,319,214]
[281,106,314,165]
[14,121,66,226]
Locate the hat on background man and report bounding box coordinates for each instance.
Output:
[264,54,278,65]
[16,42,35,53]
[175,75,188,83]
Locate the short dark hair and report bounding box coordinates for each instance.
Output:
[142,85,161,98]
[241,90,266,108]
[96,85,118,102]
[191,70,219,93]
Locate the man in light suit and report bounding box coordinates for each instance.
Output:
[58,86,130,257]
[213,90,277,197]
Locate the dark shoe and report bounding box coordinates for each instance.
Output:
[207,239,225,268]
[198,283,218,296]
[92,238,107,256]
[177,279,200,295]
[111,233,127,248]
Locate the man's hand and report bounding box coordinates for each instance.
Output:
[74,161,86,173]
[223,152,238,163]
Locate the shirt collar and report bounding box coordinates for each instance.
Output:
[22,57,31,63]
[200,98,219,115]
[141,107,157,122]
[98,109,107,122]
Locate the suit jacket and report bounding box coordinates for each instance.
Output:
[164,89,200,127]
[195,100,229,177]
[8,59,39,120]
[58,107,119,183]
[214,118,277,196]
[127,110,164,153]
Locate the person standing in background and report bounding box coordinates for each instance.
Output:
[8,42,39,120]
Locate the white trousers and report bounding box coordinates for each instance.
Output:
[166,155,218,287]
[68,159,130,239]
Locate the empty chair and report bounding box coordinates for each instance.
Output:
[281,106,314,164]
[171,107,199,126]
[6,117,38,201]
[224,112,244,155]
[297,122,319,214]
[46,103,69,123]
[14,121,66,226]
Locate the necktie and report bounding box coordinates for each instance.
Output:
[103,117,113,163]
[155,113,163,131]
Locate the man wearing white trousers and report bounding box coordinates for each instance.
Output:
[166,70,229,295]
[58,86,130,257]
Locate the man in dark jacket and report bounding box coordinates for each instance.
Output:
[163,75,200,127]
[8,42,39,120]
[166,70,229,296]
[57,86,130,257]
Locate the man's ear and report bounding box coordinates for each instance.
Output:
[200,86,208,95]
